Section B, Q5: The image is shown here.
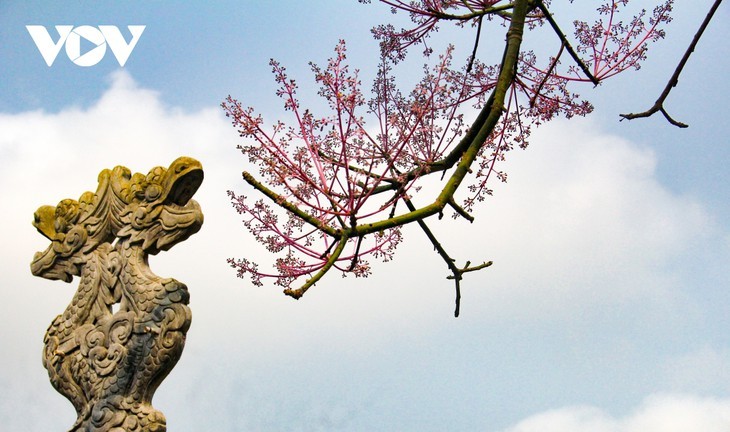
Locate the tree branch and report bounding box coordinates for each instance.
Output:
[242,171,340,237]
[466,15,484,74]
[534,0,600,85]
[402,198,489,317]
[446,261,493,279]
[422,2,516,21]
[619,0,723,128]
[530,42,565,108]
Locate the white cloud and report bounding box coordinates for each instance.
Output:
[503,394,730,432]
[662,346,730,394]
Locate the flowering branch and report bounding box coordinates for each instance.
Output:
[225,0,678,315]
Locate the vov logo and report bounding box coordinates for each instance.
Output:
[26,25,146,67]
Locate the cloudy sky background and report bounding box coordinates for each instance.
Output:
[1,1,729,431]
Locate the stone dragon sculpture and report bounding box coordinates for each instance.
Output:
[31,157,203,432]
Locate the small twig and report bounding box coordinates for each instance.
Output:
[447,197,475,222]
[466,16,484,74]
[453,277,462,317]
[530,42,565,108]
[448,261,492,317]
[534,0,600,85]
[402,197,491,317]
[348,235,364,271]
[402,198,462,315]
[319,239,338,259]
[388,197,399,219]
[446,261,494,279]
[619,0,723,128]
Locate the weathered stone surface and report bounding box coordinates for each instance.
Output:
[31,157,204,432]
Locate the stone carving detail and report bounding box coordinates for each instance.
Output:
[31,157,204,432]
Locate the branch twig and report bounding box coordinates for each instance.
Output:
[242,171,339,236]
[402,198,490,317]
[619,0,723,128]
[448,197,475,222]
[466,16,484,74]
[446,260,493,280]
[530,42,565,108]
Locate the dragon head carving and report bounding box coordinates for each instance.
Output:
[31,157,204,280]
[116,156,204,254]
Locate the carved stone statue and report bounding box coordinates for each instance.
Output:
[31,157,204,432]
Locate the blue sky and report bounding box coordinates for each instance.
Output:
[2,1,730,431]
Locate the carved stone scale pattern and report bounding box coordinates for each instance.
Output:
[31,157,204,432]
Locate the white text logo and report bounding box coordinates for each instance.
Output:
[26,25,146,67]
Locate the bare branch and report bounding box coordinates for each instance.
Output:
[447,260,493,316]
[466,15,483,74]
[446,260,493,279]
[402,198,461,316]
[620,0,723,128]
[402,198,490,317]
